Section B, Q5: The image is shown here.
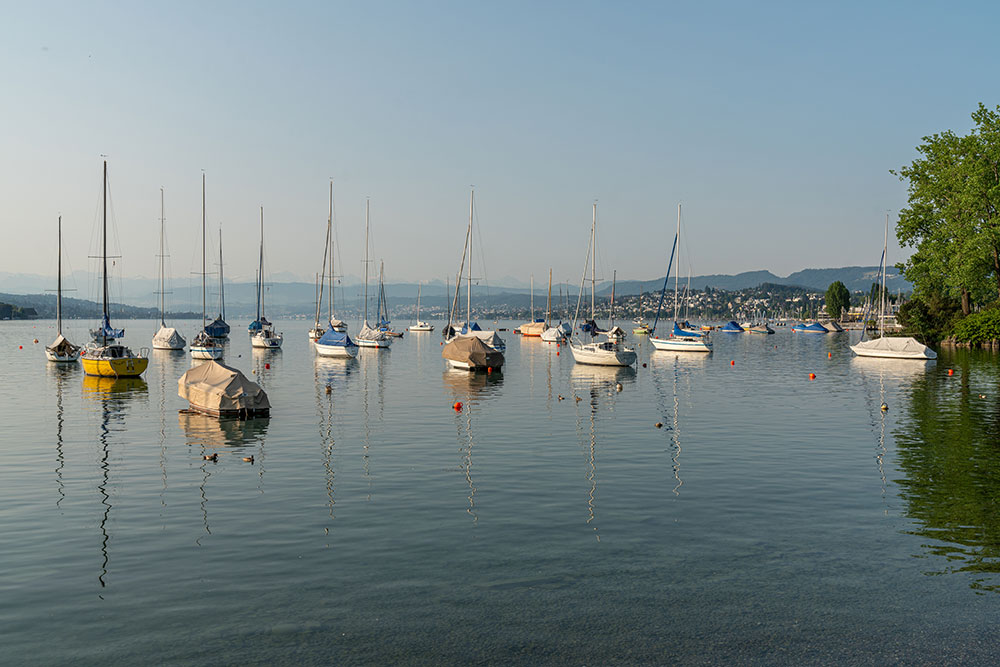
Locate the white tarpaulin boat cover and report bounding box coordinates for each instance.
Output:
[178,360,271,416]
[459,330,505,350]
[851,336,936,359]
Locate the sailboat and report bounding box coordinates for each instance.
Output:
[309,182,347,339]
[375,261,402,337]
[633,287,650,335]
[445,188,506,352]
[204,229,230,340]
[190,174,224,360]
[568,203,637,367]
[408,283,433,331]
[80,160,149,377]
[314,185,358,358]
[356,199,392,348]
[541,268,569,342]
[518,275,546,337]
[443,188,506,370]
[650,204,712,353]
[851,214,936,360]
[152,188,186,350]
[249,208,283,349]
[45,216,81,362]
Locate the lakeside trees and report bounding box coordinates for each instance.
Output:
[895,103,1000,317]
[824,281,850,319]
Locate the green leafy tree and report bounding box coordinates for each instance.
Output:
[894,103,1000,314]
[824,281,850,319]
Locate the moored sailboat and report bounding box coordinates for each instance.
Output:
[408,283,433,332]
[649,205,711,353]
[851,214,936,360]
[568,203,637,367]
[190,174,224,360]
[80,160,149,377]
[45,215,81,363]
[249,207,283,349]
[152,188,186,350]
[356,200,393,348]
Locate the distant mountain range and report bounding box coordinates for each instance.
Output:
[0,266,909,317]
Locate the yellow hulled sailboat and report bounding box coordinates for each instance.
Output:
[81,160,149,378]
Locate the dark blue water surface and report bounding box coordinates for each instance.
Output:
[2,319,999,665]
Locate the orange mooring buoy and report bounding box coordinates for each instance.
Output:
[264,363,270,369]
[948,368,954,376]
[453,402,463,411]
[33,339,38,344]
[828,352,832,359]
[730,360,735,366]
[809,373,816,380]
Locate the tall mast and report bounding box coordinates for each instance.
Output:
[467,189,474,327]
[201,173,206,333]
[590,202,597,322]
[610,269,617,326]
[673,204,681,323]
[881,212,889,338]
[328,181,334,323]
[56,216,63,335]
[416,283,421,320]
[159,188,165,326]
[379,260,385,323]
[258,207,264,322]
[548,270,555,325]
[363,199,370,324]
[102,160,109,338]
[218,229,225,319]
[530,274,534,322]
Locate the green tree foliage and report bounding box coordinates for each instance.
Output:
[894,103,1000,315]
[896,289,961,344]
[951,307,1000,345]
[824,281,850,319]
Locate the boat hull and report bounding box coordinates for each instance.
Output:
[569,342,637,366]
[81,355,149,378]
[408,323,434,332]
[650,336,712,352]
[45,350,80,362]
[315,342,358,358]
[250,334,283,349]
[191,346,224,360]
[356,337,392,348]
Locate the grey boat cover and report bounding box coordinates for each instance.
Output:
[47,334,80,355]
[178,360,271,414]
[442,336,505,369]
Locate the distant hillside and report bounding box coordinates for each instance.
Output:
[0,293,199,320]
[594,266,909,296]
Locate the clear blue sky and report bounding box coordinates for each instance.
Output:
[2,1,998,287]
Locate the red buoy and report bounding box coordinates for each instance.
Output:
[453,402,462,411]
[730,360,735,366]
[809,373,816,380]
[948,368,954,376]
[828,352,832,359]
[19,345,22,349]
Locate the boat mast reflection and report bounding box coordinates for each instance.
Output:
[82,375,148,589]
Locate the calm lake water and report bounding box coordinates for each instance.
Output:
[3,318,999,664]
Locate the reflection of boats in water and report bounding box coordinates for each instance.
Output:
[82,370,148,588]
[850,355,935,382]
[315,354,357,386]
[82,375,149,398]
[570,363,636,390]
[648,350,710,371]
[177,410,270,448]
[442,367,504,399]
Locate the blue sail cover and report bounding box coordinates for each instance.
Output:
[316,329,355,347]
[205,317,230,338]
[792,322,828,333]
[90,315,124,341]
[720,321,744,333]
[460,322,482,334]
[247,317,272,333]
[675,321,707,337]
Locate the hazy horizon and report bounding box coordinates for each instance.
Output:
[4,2,998,285]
